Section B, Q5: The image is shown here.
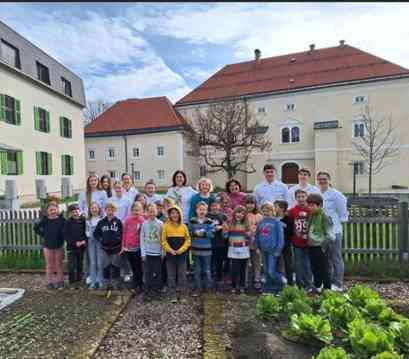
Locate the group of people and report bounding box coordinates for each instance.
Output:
[33,164,348,301]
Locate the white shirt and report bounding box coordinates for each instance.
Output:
[166,186,198,223]
[144,193,162,206]
[288,183,320,209]
[109,195,132,222]
[321,187,348,234]
[78,190,108,216]
[123,186,139,203]
[254,180,289,207]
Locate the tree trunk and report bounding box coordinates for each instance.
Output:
[368,160,372,195]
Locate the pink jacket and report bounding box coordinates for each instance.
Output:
[122,215,144,249]
[228,192,246,209]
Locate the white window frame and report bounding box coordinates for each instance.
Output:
[156,145,165,158]
[257,107,266,114]
[285,103,296,112]
[352,120,366,138]
[106,147,116,161]
[87,148,96,161]
[353,95,367,104]
[157,169,165,181]
[134,170,142,181]
[132,147,141,159]
[280,125,301,144]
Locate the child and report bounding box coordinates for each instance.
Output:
[121,202,145,293]
[161,205,191,302]
[306,193,335,293]
[110,180,132,222]
[274,200,295,286]
[227,205,251,294]
[94,202,123,290]
[34,202,66,290]
[218,191,234,221]
[244,194,263,290]
[288,189,313,291]
[188,177,215,221]
[163,197,175,214]
[207,198,228,287]
[141,204,164,300]
[144,179,162,206]
[189,202,214,297]
[86,201,104,289]
[64,204,87,288]
[255,202,284,294]
[155,199,166,222]
[134,193,147,213]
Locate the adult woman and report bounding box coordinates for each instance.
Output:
[100,175,113,199]
[121,173,139,203]
[188,177,215,221]
[316,171,348,292]
[166,170,197,224]
[225,179,246,209]
[79,174,108,216]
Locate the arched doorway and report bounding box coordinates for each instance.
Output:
[282,162,299,184]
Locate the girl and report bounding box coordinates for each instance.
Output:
[79,174,108,216]
[225,179,246,209]
[34,202,66,290]
[218,191,233,221]
[188,177,215,221]
[144,179,162,206]
[100,175,113,199]
[244,194,263,290]
[110,181,132,222]
[121,202,145,292]
[227,205,251,294]
[134,193,147,214]
[86,201,104,289]
[122,173,139,203]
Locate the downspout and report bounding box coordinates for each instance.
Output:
[123,135,128,173]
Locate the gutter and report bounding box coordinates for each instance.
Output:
[123,135,128,173]
[84,125,186,138]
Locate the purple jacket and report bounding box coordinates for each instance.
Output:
[228,192,246,209]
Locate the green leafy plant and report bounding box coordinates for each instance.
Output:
[364,298,397,324]
[286,298,313,317]
[279,285,309,308]
[372,352,403,359]
[284,313,333,345]
[348,285,380,308]
[321,295,361,331]
[390,319,409,353]
[349,318,395,358]
[256,294,281,320]
[313,347,351,359]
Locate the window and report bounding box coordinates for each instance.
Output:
[36,152,52,175]
[353,95,367,104]
[0,150,23,175]
[36,61,50,85]
[199,165,207,177]
[353,121,365,137]
[109,170,116,179]
[88,149,96,160]
[0,94,21,125]
[353,161,365,175]
[61,154,74,176]
[132,147,141,159]
[157,169,165,180]
[285,103,296,111]
[61,77,72,97]
[106,147,116,160]
[1,40,20,69]
[134,170,142,181]
[34,107,50,133]
[156,146,165,157]
[60,117,72,138]
[281,126,300,144]
[257,107,266,113]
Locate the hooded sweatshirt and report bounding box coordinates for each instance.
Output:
[94,216,123,255]
[34,214,66,249]
[122,214,145,251]
[64,216,88,251]
[255,217,284,256]
[161,205,191,255]
[188,217,214,256]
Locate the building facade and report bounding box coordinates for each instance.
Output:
[175,42,409,193]
[0,21,86,202]
[84,97,199,191]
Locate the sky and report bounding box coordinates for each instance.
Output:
[1,2,409,104]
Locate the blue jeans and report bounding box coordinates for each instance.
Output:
[263,252,284,293]
[193,254,212,290]
[293,247,313,290]
[327,233,344,288]
[88,237,104,286]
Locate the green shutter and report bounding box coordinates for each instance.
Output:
[61,155,66,175]
[34,107,39,130]
[60,117,64,137]
[16,150,23,175]
[36,152,42,175]
[0,150,7,174]
[46,110,50,133]
[0,94,5,122]
[47,153,52,175]
[70,155,74,175]
[14,99,21,125]
[68,119,72,138]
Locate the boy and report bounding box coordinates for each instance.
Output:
[94,202,123,290]
[255,202,284,294]
[306,193,335,293]
[144,179,162,206]
[207,198,228,288]
[141,204,164,301]
[64,204,87,289]
[161,205,191,302]
[274,200,295,286]
[189,202,214,297]
[288,189,313,291]
[155,199,166,222]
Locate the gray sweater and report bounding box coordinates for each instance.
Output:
[140,218,164,257]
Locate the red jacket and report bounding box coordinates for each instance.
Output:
[288,205,311,248]
[122,215,144,250]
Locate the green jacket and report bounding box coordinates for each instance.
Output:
[307,208,335,251]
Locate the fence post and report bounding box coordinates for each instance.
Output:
[399,201,409,262]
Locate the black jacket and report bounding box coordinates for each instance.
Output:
[280,215,295,248]
[34,215,66,249]
[64,216,87,251]
[94,216,123,254]
[208,213,228,248]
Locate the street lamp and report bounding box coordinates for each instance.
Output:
[348,161,357,196]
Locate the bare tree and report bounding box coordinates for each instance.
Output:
[352,105,400,194]
[83,99,112,125]
[187,98,272,179]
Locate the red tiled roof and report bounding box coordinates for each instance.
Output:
[176,44,409,105]
[85,96,186,135]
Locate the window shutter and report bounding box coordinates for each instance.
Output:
[0,150,8,174]
[0,94,5,122]
[15,99,21,125]
[70,155,74,175]
[60,117,64,137]
[36,152,42,175]
[34,107,39,130]
[68,119,72,138]
[47,153,52,175]
[16,150,23,175]
[46,110,50,133]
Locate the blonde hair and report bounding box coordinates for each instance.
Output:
[261,201,275,213]
[105,202,117,210]
[146,203,157,212]
[86,174,101,209]
[163,196,175,206]
[131,201,144,212]
[88,201,103,218]
[196,177,214,192]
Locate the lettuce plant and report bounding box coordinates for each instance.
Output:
[284,313,333,344]
[372,352,403,359]
[363,298,397,324]
[348,285,380,309]
[389,318,409,353]
[256,294,281,320]
[313,347,351,359]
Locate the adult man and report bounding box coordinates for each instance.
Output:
[287,168,320,209]
[254,164,289,207]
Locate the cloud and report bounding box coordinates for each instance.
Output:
[183,66,216,82]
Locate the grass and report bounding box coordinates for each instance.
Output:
[345,259,409,279]
[0,252,45,270]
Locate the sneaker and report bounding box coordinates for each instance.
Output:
[46,283,55,290]
[239,288,246,295]
[191,290,200,298]
[56,282,65,290]
[231,288,237,294]
[331,284,344,292]
[88,283,97,290]
[124,274,132,283]
[85,276,91,285]
[171,295,178,303]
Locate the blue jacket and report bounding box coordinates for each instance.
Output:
[255,217,284,256]
[188,193,215,221]
[188,217,214,256]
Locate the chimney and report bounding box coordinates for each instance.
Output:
[339,39,345,46]
[254,48,261,62]
[309,44,315,51]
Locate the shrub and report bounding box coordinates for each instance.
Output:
[256,294,280,320]
[313,347,351,359]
